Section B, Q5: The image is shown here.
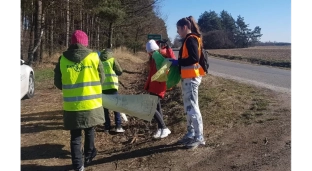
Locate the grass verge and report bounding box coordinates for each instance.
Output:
[21,49,278,170]
[209,53,291,68]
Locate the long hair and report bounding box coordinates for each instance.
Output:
[176,16,202,42]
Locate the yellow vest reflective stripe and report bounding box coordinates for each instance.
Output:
[102,58,119,90]
[60,52,102,111]
[180,35,205,79]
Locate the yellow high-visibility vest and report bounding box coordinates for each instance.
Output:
[60,52,102,111]
[102,58,119,90]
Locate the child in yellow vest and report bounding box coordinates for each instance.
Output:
[99,49,125,133]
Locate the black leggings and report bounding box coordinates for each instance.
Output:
[70,127,95,169]
[150,93,166,129]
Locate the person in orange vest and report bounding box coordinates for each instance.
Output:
[169,16,206,149]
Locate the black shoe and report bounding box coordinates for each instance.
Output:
[84,148,97,166]
[104,126,111,132]
[74,166,84,171]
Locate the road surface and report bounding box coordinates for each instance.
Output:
[173,50,291,93]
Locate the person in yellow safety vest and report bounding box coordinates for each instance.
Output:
[169,16,206,149]
[54,30,105,171]
[98,48,125,133]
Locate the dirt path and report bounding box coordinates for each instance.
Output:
[86,89,291,171]
[21,63,290,171]
[22,91,290,171]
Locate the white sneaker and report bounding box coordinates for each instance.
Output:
[160,128,171,138]
[153,129,162,139]
[115,126,125,133]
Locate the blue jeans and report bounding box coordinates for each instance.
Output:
[181,76,204,141]
[102,89,122,129]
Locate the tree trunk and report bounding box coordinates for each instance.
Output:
[90,15,94,49]
[72,13,74,32]
[30,30,44,67]
[97,22,100,49]
[66,0,70,47]
[108,22,113,48]
[133,26,140,54]
[27,1,35,64]
[39,13,45,63]
[33,0,42,62]
[86,13,88,36]
[80,5,83,30]
[49,13,54,57]
[21,8,24,59]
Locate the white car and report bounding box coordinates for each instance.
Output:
[20,59,35,99]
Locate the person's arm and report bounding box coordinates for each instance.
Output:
[98,61,105,84]
[166,48,176,59]
[144,58,156,91]
[144,74,151,91]
[53,56,62,90]
[178,37,199,66]
[113,59,123,76]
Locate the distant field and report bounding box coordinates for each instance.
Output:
[208,46,291,68]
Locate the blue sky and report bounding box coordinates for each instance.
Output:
[158,0,291,43]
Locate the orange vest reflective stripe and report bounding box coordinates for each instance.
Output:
[180,35,205,78]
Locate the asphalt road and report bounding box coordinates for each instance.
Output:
[173,50,291,93]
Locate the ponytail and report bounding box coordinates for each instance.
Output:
[177,16,203,44]
[188,16,203,45]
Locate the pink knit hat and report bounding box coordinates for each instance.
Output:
[71,30,88,47]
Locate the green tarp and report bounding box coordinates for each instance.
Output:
[151,51,181,89]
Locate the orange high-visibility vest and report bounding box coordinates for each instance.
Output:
[180,35,205,79]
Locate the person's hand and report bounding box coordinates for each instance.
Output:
[169,59,179,66]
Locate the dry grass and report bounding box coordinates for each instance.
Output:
[21,48,280,170]
[33,47,148,70]
[113,47,149,74]
[113,47,147,63]
[209,46,291,61]
[198,75,275,129]
[208,46,291,68]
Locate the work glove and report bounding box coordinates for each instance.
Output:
[169,59,179,66]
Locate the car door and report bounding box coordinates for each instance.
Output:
[20,60,28,99]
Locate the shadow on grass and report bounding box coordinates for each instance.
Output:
[21,143,184,170]
[21,164,72,171]
[90,144,183,166]
[21,110,64,134]
[21,144,71,161]
[21,110,63,122]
